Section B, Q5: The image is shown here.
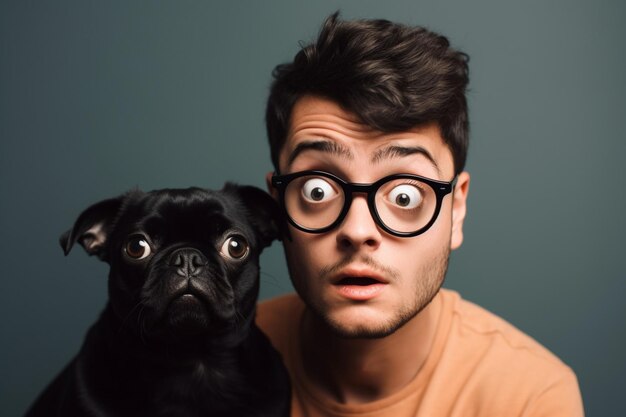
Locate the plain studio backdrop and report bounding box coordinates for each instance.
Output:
[1,1,624,415]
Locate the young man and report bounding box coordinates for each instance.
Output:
[257,13,584,417]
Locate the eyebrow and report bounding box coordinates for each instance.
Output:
[287,140,354,166]
[287,140,440,175]
[371,145,440,175]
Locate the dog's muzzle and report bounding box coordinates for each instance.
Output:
[170,247,208,278]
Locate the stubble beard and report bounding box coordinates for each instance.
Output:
[292,246,451,340]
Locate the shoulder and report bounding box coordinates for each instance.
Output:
[256,293,304,353]
[437,289,583,416]
[444,288,568,367]
[257,293,304,325]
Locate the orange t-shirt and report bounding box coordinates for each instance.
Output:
[256,289,584,417]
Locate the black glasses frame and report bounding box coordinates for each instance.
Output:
[271,170,457,238]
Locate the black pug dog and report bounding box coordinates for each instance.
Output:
[25,185,290,417]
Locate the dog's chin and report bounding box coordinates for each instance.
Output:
[139,291,237,343]
[164,294,211,335]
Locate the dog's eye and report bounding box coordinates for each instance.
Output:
[124,236,152,260]
[220,235,249,260]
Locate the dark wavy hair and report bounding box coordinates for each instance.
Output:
[266,12,470,175]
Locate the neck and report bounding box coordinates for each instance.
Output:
[300,293,441,404]
[98,303,254,361]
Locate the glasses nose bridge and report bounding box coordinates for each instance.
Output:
[344,182,377,197]
[342,182,378,216]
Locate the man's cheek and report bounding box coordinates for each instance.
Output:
[284,241,313,287]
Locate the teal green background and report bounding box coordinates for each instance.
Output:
[1,1,624,415]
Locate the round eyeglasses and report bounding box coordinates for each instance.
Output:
[271,170,457,238]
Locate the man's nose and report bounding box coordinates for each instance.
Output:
[335,194,382,251]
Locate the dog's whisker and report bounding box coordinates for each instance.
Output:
[234,308,246,328]
[260,271,292,292]
[137,305,149,346]
[116,300,144,335]
[260,270,281,284]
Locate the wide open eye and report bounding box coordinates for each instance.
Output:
[124,235,152,260]
[301,177,338,203]
[387,184,423,209]
[220,235,249,260]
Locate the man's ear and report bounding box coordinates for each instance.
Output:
[264,171,292,242]
[59,196,125,261]
[265,171,278,200]
[450,171,470,250]
[224,183,282,250]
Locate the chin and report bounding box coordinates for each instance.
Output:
[318,303,418,339]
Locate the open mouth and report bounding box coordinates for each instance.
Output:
[336,276,382,286]
[332,274,387,301]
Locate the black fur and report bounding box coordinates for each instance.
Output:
[25,184,290,417]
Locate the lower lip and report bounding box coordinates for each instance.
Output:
[334,283,386,300]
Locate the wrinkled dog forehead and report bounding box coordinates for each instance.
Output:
[118,188,247,240]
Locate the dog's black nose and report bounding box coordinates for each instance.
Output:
[169,248,208,277]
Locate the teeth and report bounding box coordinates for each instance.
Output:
[339,277,380,286]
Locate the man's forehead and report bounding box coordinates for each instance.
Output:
[286,95,376,137]
[281,96,454,177]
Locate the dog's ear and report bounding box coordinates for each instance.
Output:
[224,183,282,249]
[60,196,125,260]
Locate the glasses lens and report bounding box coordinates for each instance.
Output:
[284,174,345,230]
[374,178,437,234]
